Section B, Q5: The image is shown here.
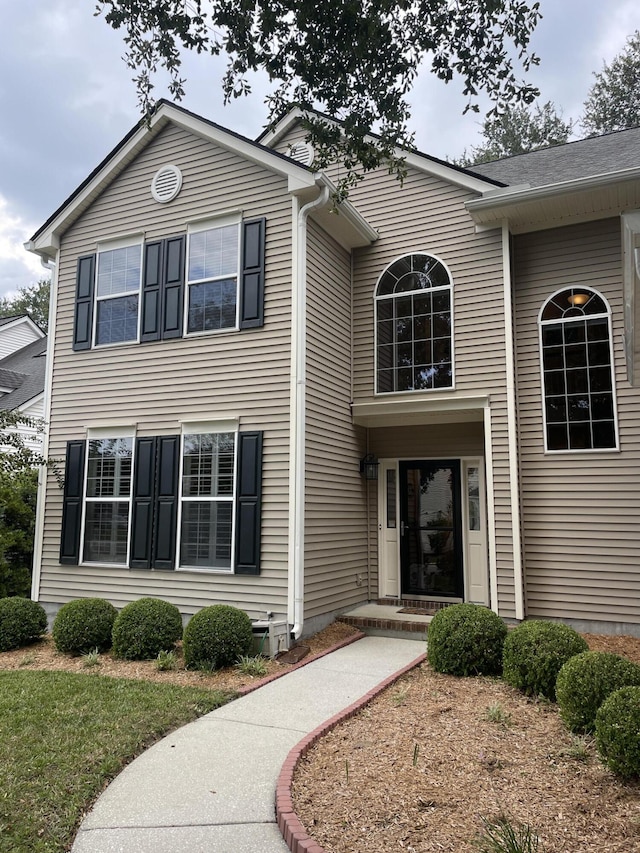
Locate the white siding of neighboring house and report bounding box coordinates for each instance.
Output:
[0,320,42,360]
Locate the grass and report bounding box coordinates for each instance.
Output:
[0,670,233,853]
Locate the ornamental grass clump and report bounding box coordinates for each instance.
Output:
[427,603,507,677]
[556,650,640,734]
[502,620,588,701]
[183,604,253,671]
[111,597,183,660]
[52,598,118,655]
[0,597,47,651]
[595,686,640,779]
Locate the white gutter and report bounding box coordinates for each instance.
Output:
[288,183,331,639]
[502,222,524,620]
[29,252,58,604]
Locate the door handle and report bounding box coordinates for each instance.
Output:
[400,521,407,536]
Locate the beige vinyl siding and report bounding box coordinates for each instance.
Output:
[348,166,518,616]
[514,218,640,626]
[304,220,369,618]
[271,123,310,157]
[40,123,294,619]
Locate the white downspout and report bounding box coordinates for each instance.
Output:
[30,252,58,603]
[502,221,524,621]
[288,184,330,640]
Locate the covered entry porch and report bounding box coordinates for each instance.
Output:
[352,395,497,616]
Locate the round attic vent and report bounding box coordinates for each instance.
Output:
[288,142,314,167]
[151,165,183,203]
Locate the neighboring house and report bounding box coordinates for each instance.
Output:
[25,102,640,639]
[0,315,47,454]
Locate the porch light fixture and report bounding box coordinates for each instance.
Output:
[359,454,379,481]
[567,292,590,307]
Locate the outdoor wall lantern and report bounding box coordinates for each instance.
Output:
[359,454,379,481]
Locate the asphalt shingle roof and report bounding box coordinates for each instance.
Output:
[469,126,640,187]
[0,337,47,411]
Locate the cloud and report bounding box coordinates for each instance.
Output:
[0,195,49,298]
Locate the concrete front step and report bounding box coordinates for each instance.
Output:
[337,601,442,640]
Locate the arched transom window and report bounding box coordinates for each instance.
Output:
[540,287,618,451]
[375,253,453,394]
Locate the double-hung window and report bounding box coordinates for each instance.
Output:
[186,218,240,333]
[95,238,142,345]
[179,430,236,570]
[82,433,134,564]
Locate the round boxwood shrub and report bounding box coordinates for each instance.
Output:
[52,598,118,655]
[502,620,588,701]
[595,686,640,779]
[183,605,254,671]
[111,597,183,660]
[426,603,507,677]
[0,597,47,651]
[556,651,640,734]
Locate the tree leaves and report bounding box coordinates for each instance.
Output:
[582,30,640,136]
[95,0,541,197]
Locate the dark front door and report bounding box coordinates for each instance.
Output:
[399,460,463,598]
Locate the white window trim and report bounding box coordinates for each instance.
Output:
[184,215,242,337]
[176,426,238,574]
[373,251,456,396]
[93,237,143,348]
[538,286,620,454]
[80,429,136,567]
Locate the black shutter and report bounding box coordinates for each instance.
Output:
[153,435,180,569]
[234,431,263,575]
[141,236,185,342]
[239,218,265,329]
[140,243,163,342]
[129,437,157,568]
[60,440,86,564]
[73,255,95,350]
[162,236,185,339]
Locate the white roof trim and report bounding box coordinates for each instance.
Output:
[0,315,45,339]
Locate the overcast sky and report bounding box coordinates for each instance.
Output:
[0,0,637,299]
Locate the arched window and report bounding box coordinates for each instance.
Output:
[539,287,618,451]
[375,253,453,394]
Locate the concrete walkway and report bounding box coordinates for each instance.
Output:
[72,635,425,853]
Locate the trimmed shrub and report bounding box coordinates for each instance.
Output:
[0,597,47,651]
[502,620,588,701]
[183,605,254,671]
[556,651,640,733]
[426,603,507,677]
[111,598,183,660]
[52,598,118,655]
[595,686,640,779]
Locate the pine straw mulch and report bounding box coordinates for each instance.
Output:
[0,620,359,693]
[292,633,640,853]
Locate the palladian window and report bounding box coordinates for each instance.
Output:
[540,288,618,451]
[375,253,453,393]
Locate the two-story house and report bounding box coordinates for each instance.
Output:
[0,314,47,455]
[26,102,640,639]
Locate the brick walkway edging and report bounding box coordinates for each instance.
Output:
[275,649,429,853]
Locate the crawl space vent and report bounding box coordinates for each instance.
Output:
[151,165,183,203]
[288,142,314,166]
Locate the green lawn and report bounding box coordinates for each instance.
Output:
[0,670,233,853]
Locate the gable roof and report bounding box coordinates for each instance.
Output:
[0,314,45,339]
[258,106,502,194]
[26,100,377,260]
[0,336,47,412]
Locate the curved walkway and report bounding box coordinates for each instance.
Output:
[72,635,426,853]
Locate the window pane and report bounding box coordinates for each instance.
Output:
[386,469,396,528]
[467,467,480,531]
[182,433,235,497]
[565,344,587,369]
[395,296,412,318]
[568,395,590,421]
[377,369,393,393]
[433,312,451,338]
[545,397,566,423]
[84,502,129,563]
[569,422,591,449]
[397,367,413,391]
[97,245,141,297]
[414,366,434,389]
[188,279,237,332]
[396,342,412,366]
[564,321,586,344]
[589,366,612,393]
[433,363,452,388]
[188,225,238,281]
[566,369,588,394]
[591,394,614,421]
[543,345,564,371]
[547,423,568,450]
[588,341,610,366]
[180,501,232,568]
[544,371,565,396]
[395,317,412,343]
[593,421,616,448]
[377,319,393,345]
[542,326,563,347]
[587,318,608,341]
[96,295,138,345]
[86,438,132,498]
[413,293,432,316]
[432,290,450,312]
